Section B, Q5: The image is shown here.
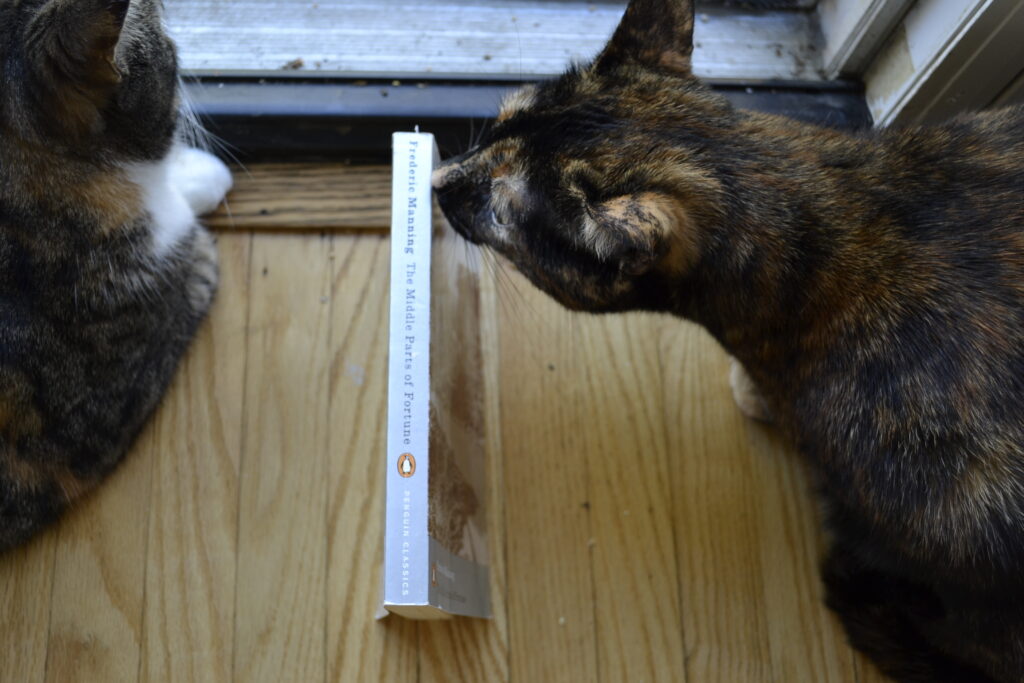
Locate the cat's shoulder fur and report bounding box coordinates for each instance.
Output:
[434,1,1024,680]
[0,0,230,549]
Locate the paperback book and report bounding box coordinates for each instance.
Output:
[383,132,491,619]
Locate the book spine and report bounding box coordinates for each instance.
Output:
[385,132,435,607]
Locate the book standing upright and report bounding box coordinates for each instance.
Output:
[383,132,490,619]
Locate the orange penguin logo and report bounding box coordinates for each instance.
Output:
[398,453,416,478]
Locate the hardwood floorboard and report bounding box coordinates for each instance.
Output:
[660,324,776,683]
[323,235,418,683]
[207,165,390,233]
[0,534,57,683]
[497,278,602,683]
[575,312,687,683]
[43,427,153,683]
[232,234,333,683]
[419,254,510,683]
[138,233,252,683]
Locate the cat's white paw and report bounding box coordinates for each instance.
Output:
[729,359,773,422]
[168,147,233,216]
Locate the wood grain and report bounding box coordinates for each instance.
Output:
[496,272,600,683]
[233,234,333,683]
[579,312,687,683]
[323,235,417,683]
[0,209,895,681]
[659,323,860,683]
[420,255,510,683]
[138,233,251,683]
[0,534,57,683]
[44,426,153,683]
[660,324,775,683]
[746,423,858,683]
[207,165,390,233]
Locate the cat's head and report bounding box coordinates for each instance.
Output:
[0,0,180,161]
[434,0,732,313]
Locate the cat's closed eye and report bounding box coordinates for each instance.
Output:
[488,207,513,230]
[489,174,529,232]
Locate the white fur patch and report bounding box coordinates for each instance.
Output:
[168,146,233,216]
[125,153,194,257]
[498,85,537,121]
[581,213,617,261]
[125,146,232,257]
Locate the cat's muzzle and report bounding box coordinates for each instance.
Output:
[435,187,485,246]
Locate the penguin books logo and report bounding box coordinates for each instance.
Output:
[398,453,416,478]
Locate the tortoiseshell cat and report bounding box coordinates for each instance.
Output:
[434,0,1024,680]
[0,0,231,550]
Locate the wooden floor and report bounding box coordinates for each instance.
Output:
[0,164,888,683]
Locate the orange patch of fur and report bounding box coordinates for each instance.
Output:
[598,193,700,272]
[17,151,143,234]
[0,396,93,503]
[74,169,143,233]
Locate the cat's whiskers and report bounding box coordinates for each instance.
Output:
[465,115,492,153]
[177,77,249,176]
[175,78,245,225]
[485,248,551,334]
[480,248,517,320]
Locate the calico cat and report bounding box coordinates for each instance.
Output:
[0,0,231,550]
[433,0,1024,680]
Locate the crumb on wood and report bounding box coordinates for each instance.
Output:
[282,58,304,71]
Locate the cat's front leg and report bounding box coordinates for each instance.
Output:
[185,228,219,314]
[168,146,233,217]
[729,358,772,422]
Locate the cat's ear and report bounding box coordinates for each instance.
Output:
[582,193,695,275]
[594,0,695,74]
[27,0,132,135]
